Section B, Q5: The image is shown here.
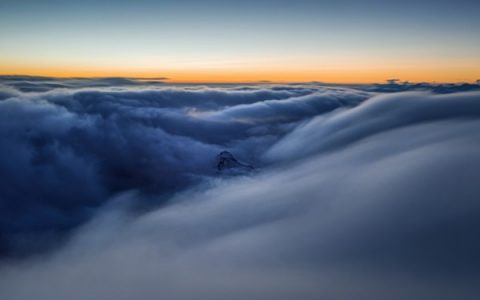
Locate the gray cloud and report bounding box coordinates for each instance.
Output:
[0,78,363,255]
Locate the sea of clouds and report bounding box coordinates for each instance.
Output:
[0,76,479,299]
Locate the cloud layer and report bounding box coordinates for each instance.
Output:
[0,76,479,299]
[0,77,372,255]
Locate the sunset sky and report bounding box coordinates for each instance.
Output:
[1,2,480,298]
[1,0,479,83]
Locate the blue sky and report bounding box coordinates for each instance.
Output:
[1,0,479,82]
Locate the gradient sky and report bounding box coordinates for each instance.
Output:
[1,0,479,83]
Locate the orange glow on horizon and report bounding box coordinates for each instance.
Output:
[1,63,479,84]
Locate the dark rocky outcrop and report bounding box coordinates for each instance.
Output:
[216,151,254,175]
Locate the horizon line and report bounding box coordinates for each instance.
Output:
[1,74,479,86]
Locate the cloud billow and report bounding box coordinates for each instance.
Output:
[0,77,361,255]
